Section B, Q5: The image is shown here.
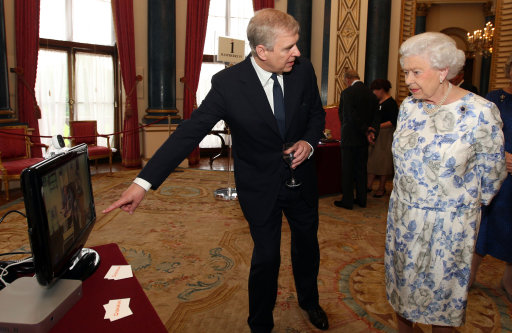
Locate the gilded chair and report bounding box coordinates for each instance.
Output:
[0,125,47,200]
[69,120,112,173]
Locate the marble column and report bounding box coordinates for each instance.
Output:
[415,3,430,35]
[320,0,331,105]
[287,0,312,59]
[364,0,391,86]
[145,0,180,124]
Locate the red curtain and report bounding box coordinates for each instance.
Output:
[183,0,210,165]
[112,0,141,168]
[14,0,42,157]
[253,0,274,11]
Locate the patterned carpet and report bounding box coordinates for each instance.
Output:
[1,168,511,332]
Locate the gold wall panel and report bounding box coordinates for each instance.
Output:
[335,0,361,104]
[490,0,512,91]
[396,0,417,104]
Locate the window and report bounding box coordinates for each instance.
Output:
[36,0,118,149]
[197,0,253,148]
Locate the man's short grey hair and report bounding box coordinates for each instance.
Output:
[343,69,360,80]
[247,8,299,56]
[399,32,465,80]
[505,54,512,80]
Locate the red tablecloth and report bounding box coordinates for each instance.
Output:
[51,243,167,333]
[315,142,342,196]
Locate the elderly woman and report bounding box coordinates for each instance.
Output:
[470,54,512,301]
[385,32,507,332]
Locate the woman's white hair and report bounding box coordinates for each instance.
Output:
[399,32,466,80]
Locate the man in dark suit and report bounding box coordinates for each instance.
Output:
[103,9,328,333]
[450,69,479,95]
[334,70,379,210]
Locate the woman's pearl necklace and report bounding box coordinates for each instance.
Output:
[425,82,452,115]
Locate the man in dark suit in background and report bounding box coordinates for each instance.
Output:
[450,69,479,95]
[335,70,379,210]
[103,9,328,333]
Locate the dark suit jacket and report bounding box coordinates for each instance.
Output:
[338,81,379,147]
[460,80,479,95]
[139,56,325,224]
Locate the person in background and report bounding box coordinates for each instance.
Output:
[367,79,399,198]
[334,70,379,210]
[449,68,479,95]
[386,32,506,332]
[103,9,328,333]
[470,54,512,302]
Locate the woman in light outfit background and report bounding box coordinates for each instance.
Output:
[385,32,506,332]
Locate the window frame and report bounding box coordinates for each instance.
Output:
[38,38,121,149]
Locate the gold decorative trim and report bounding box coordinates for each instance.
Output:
[145,108,179,114]
[334,0,361,104]
[396,0,417,104]
[490,0,512,91]
[143,115,181,119]
[416,3,430,16]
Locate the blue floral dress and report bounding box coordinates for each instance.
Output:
[384,93,506,326]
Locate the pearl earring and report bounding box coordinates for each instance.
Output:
[439,77,443,84]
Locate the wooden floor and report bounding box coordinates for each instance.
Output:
[0,156,230,207]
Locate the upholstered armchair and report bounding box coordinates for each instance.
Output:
[69,120,112,173]
[0,125,47,200]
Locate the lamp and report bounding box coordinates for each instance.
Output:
[467,21,494,58]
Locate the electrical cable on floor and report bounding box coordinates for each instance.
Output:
[0,209,26,224]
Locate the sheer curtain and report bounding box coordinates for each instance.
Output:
[75,53,115,147]
[35,49,69,148]
[36,0,115,149]
[35,52,114,148]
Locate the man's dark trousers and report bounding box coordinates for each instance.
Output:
[247,177,320,333]
[341,145,368,207]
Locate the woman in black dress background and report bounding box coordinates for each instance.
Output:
[367,79,399,197]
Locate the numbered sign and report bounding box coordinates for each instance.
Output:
[217,37,245,64]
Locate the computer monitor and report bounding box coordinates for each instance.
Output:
[21,143,99,287]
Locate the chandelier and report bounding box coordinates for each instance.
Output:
[466,21,494,57]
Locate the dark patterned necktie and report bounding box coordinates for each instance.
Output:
[271,73,286,139]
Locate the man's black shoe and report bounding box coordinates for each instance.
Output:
[334,200,352,210]
[305,306,329,330]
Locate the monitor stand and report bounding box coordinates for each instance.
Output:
[0,277,82,332]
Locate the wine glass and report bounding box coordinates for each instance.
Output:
[283,142,302,188]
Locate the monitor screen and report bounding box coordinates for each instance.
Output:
[21,144,98,287]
